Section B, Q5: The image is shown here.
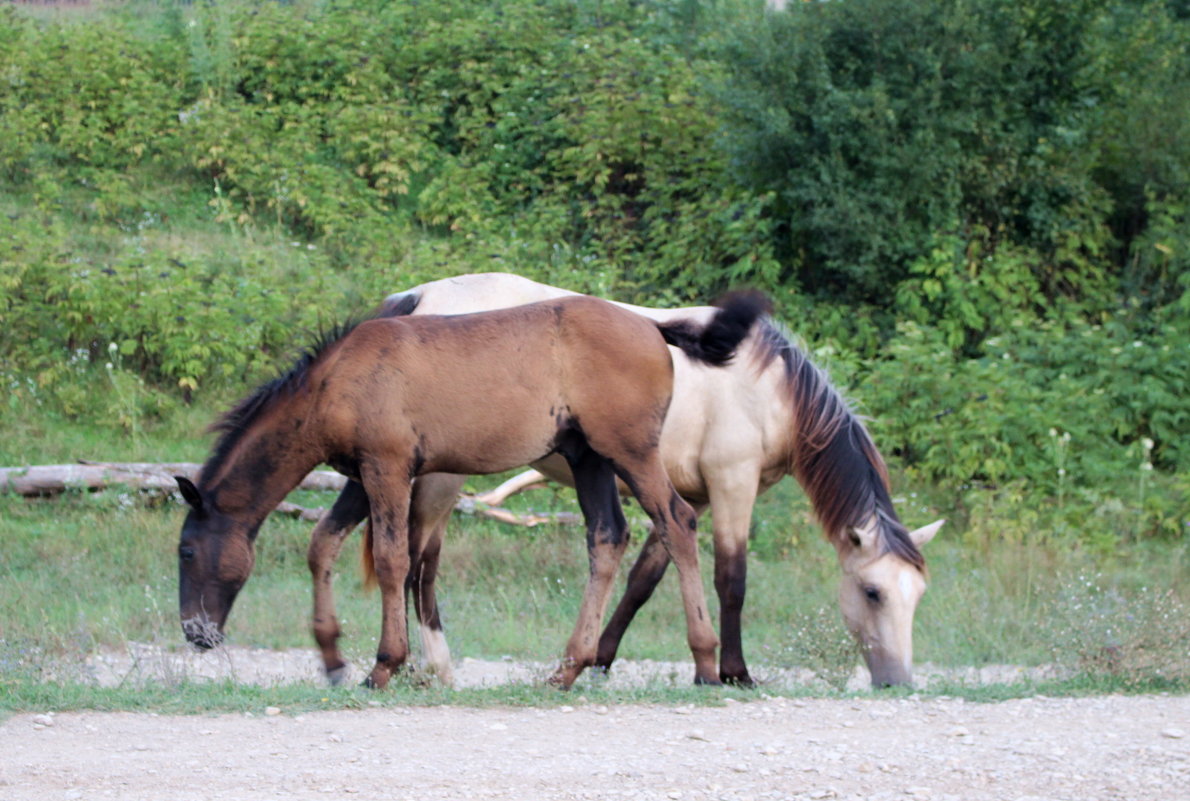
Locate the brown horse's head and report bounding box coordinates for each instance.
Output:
[835,517,943,687]
[174,476,257,649]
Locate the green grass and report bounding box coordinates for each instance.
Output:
[1,399,1187,712]
[2,445,1187,714]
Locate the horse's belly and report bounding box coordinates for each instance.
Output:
[423,425,558,476]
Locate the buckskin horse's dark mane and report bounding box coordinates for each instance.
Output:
[200,299,416,487]
[751,321,925,571]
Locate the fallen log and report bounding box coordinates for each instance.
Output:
[0,462,348,496]
[0,461,576,528]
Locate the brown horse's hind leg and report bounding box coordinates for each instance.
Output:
[614,456,720,686]
[594,523,671,671]
[549,441,632,689]
[406,473,466,685]
[307,480,369,685]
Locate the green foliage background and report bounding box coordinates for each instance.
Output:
[1,0,1187,547]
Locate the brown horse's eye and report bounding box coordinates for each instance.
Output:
[179,545,196,563]
[863,586,882,605]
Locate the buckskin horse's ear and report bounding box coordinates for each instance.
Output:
[175,476,204,512]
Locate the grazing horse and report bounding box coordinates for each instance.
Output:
[308,273,942,688]
[175,294,767,689]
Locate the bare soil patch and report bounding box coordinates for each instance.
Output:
[2,693,1187,801]
[2,646,1186,800]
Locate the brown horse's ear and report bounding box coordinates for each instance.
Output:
[175,476,204,512]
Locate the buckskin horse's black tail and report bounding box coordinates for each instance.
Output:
[656,290,772,366]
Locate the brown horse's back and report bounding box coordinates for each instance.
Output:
[312,297,673,478]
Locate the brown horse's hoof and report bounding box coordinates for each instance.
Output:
[693,674,724,687]
[362,666,391,690]
[326,665,350,687]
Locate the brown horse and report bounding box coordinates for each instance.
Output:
[308,273,942,688]
[175,293,767,689]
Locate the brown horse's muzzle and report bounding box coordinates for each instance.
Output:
[181,614,225,650]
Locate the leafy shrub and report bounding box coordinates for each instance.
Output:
[860,317,1190,538]
[0,208,340,406]
[0,9,184,181]
[716,0,1185,318]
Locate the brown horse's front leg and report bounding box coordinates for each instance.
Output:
[307,480,370,685]
[361,467,414,690]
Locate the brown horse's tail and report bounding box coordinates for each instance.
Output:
[360,519,378,591]
[656,290,772,366]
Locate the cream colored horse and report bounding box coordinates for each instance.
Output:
[308,273,942,687]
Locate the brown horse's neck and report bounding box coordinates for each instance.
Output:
[200,395,326,523]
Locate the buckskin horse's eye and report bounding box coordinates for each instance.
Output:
[863,586,882,605]
[179,544,196,563]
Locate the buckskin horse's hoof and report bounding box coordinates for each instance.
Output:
[720,672,756,689]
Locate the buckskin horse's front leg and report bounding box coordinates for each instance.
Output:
[307,480,370,685]
[407,472,467,685]
[361,465,414,690]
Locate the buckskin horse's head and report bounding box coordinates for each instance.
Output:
[174,476,257,649]
[835,517,944,687]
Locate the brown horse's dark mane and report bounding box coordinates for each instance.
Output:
[199,319,365,487]
[752,322,925,571]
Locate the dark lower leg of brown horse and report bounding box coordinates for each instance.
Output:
[594,529,670,670]
[714,548,753,686]
[613,461,720,686]
[307,479,369,684]
[550,439,631,689]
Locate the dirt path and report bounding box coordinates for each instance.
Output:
[3,693,1187,800]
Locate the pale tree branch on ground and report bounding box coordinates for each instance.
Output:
[0,462,573,528]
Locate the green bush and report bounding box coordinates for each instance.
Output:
[0,0,1185,551]
[716,0,1185,317]
[860,317,1190,538]
[0,8,184,180]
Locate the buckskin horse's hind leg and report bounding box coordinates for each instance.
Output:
[406,472,466,685]
[307,480,369,685]
[549,441,631,689]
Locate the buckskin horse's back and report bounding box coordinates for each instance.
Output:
[312,296,673,477]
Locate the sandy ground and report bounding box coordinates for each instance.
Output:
[1,646,1187,801]
[2,694,1187,801]
[75,642,1063,693]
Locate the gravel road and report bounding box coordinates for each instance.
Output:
[2,645,1187,801]
[2,694,1187,801]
